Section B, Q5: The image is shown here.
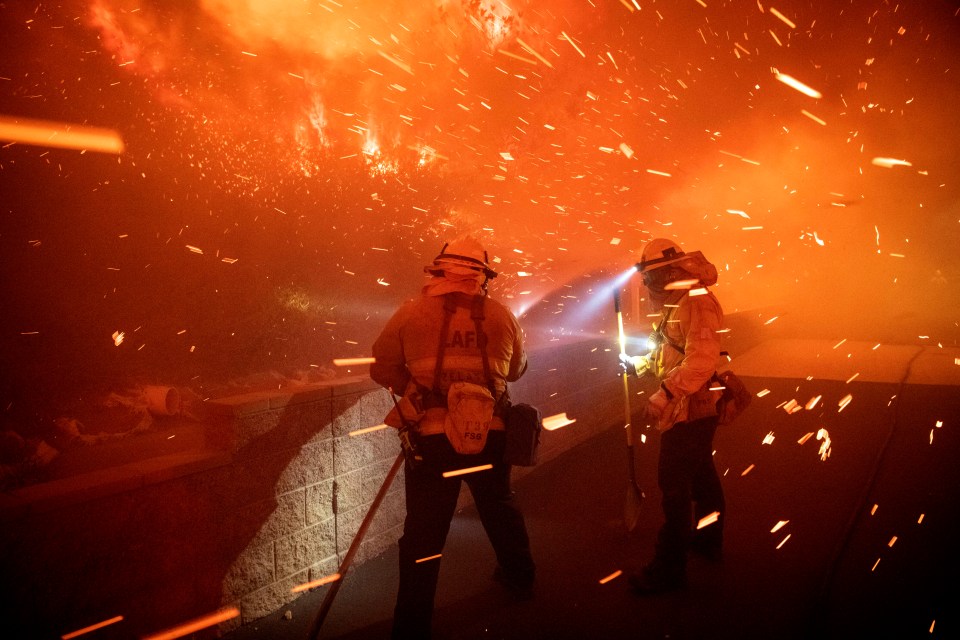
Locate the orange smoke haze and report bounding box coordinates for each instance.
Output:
[1,0,958,413]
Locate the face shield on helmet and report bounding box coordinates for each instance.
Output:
[637,238,686,291]
[424,235,498,280]
[636,238,718,293]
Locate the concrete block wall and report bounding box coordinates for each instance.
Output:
[206,376,405,629]
[0,375,404,639]
[0,337,631,638]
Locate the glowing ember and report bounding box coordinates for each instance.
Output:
[291,572,341,593]
[442,464,493,478]
[837,394,853,412]
[542,412,576,431]
[664,278,700,290]
[871,157,913,168]
[696,511,720,529]
[333,357,377,366]
[61,616,124,640]
[774,72,823,99]
[598,570,622,584]
[348,424,390,437]
[768,7,797,30]
[0,115,125,154]
[415,554,442,564]
[816,428,832,461]
[782,399,802,414]
[142,607,240,640]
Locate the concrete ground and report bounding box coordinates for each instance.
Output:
[224,338,960,640]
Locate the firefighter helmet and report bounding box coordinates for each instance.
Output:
[637,238,685,273]
[425,236,498,279]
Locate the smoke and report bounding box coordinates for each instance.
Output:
[1,0,959,419]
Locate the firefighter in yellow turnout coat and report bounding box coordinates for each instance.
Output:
[371,237,534,639]
[622,238,726,595]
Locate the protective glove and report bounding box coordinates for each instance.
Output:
[645,387,678,432]
[619,353,650,377]
[645,389,668,422]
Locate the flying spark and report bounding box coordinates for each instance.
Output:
[599,570,623,584]
[416,554,442,563]
[61,616,124,640]
[774,72,823,99]
[291,573,341,593]
[333,357,376,366]
[142,608,240,640]
[543,413,576,431]
[871,157,913,168]
[768,8,797,30]
[0,115,125,154]
[696,511,720,529]
[348,424,389,437]
[442,464,493,478]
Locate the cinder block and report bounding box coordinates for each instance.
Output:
[306,479,335,525]
[332,389,393,438]
[274,517,337,578]
[360,457,402,503]
[308,554,341,581]
[235,402,335,457]
[333,470,363,515]
[332,433,379,476]
[234,408,285,453]
[275,439,334,495]
[244,489,306,548]
[222,541,275,601]
[240,570,308,624]
[333,503,365,553]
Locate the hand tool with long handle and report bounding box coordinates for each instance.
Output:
[614,290,644,531]
[307,451,405,639]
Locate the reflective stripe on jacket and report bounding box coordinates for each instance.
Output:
[652,289,724,426]
[370,292,527,435]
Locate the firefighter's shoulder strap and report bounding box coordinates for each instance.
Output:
[431,295,458,398]
[654,296,685,355]
[469,295,498,398]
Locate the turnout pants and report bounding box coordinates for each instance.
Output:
[392,431,535,639]
[652,415,725,575]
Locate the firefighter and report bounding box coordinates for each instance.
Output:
[621,237,726,594]
[371,236,535,639]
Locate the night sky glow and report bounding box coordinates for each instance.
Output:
[2,1,959,426]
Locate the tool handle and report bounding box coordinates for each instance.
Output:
[307,452,405,639]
